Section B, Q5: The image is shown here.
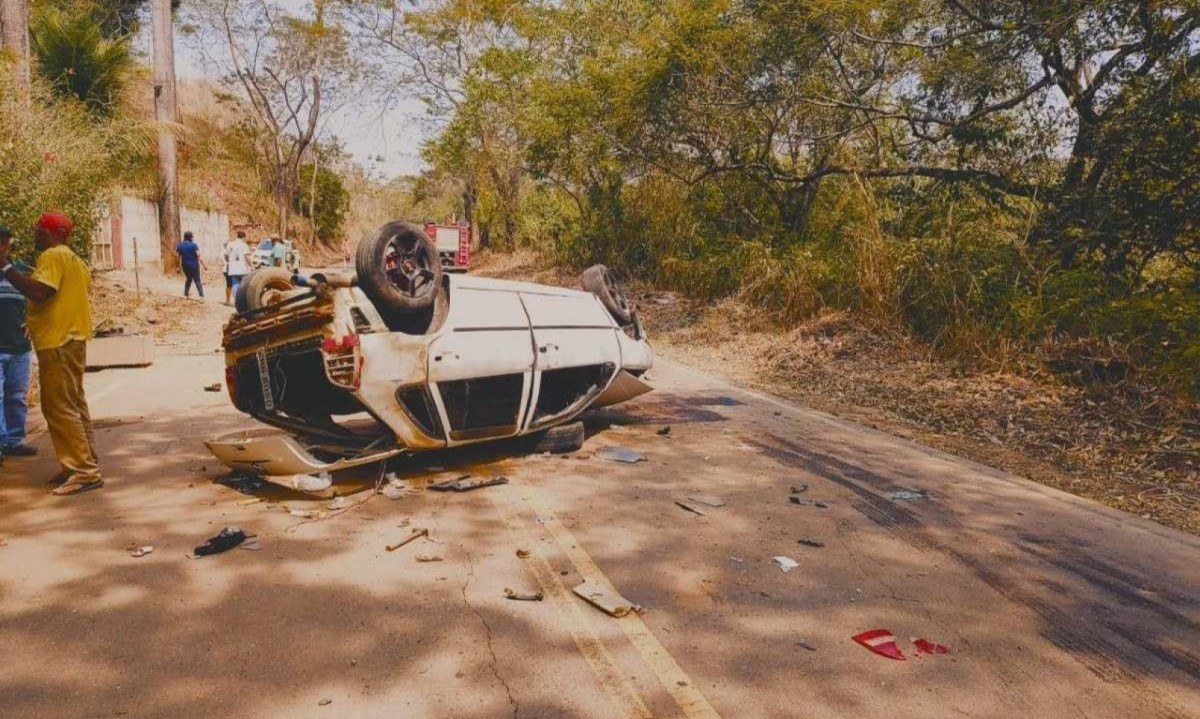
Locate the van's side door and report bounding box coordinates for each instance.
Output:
[427,286,534,443]
[521,291,620,430]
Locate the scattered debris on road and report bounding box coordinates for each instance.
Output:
[595,446,647,463]
[287,508,324,520]
[797,641,817,652]
[789,497,831,508]
[574,581,642,617]
[386,528,429,552]
[504,588,545,601]
[790,484,809,494]
[912,638,950,655]
[193,527,247,557]
[797,539,825,548]
[428,475,509,492]
[128,545,154,558]
[318,698,332,706]
[293,472,333,492]
[853,629,907,661]
[327,496,348,510]
[675,499,708,516]
[688,495,726,508]
[890,489,930,502]
[773,556,799,573]
[416,555,443,563]
[236,497,263,506]
[516,548,531,559]
[657,426,672,436]
[203,383,222,392]
[221,473,264,495]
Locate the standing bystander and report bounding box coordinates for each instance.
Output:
[224,230,250,305]
[176,231,207,298]
[0,212,102,495]
[0,226,37,461]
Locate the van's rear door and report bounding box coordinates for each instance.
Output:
[427,286,534,443]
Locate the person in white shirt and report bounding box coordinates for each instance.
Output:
[224,231,252,306]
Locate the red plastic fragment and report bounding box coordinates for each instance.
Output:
[852,629,906,661]
[912,638,950,655]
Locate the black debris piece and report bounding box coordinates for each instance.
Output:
[194,527,247,557]
[429,475,509,492]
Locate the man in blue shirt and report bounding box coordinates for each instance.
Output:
[175,231,207,298]
[0,226,37,459]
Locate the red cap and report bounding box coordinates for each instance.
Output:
[36,211,73,236]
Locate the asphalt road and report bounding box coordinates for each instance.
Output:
[1,293,1199,719]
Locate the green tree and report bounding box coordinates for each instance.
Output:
[293,163,349,241]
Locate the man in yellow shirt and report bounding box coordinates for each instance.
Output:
[0,211,101,495]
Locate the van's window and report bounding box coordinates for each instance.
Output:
[396,386,443,439]
[439,373,524,440]
[534,364,614,423]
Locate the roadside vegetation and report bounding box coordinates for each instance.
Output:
[350,0,1200,399]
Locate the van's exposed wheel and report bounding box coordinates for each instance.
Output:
[236,267,295,312]
[528,420,585,454]
[582,265,633,325]
[356,221,443,319]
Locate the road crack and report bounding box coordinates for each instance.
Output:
[462,551,519,718]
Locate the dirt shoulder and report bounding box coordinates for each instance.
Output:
[475,251,1200,536]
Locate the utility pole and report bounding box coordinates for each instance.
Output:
[0,0,30,93]
[151,0,180,272]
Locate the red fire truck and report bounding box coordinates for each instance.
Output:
[423,222,472,273]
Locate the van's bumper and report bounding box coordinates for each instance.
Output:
[205,428,403,476]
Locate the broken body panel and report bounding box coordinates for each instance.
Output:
[207,273,654,477]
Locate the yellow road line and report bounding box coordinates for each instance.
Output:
[515,478,724,719]
[489,490,654,718]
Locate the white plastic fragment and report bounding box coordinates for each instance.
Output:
[774,556,799,573]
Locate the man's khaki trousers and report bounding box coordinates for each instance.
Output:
[37,340,101,482]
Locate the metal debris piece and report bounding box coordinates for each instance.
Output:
[327,496,348,510]
[516,548,531,559]
[129,545,154,558]
[774,556,799,573]
[912,638,950,655]
[798,641,817,652]
[790,484,809,494]
[287,508,323,519]
[318,698,332,706]
[573,581,641,617]
[428,475,509,492]
[386,528,429,552]
[789,497,830,508]
[203,383,222,392]
[595,446,646,464]
[687,495,725,508]
[890,489,930,502]
[798,539,825,548]
[675,499,707,516]
[657,426,671,436]
[504,588,545,602]
[416,555,443,563]
[853,629,907,661]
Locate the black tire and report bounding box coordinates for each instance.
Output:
[582,264,633,325]
[236,268,295,312]
[528,420,585,454]
[356,221,443,319]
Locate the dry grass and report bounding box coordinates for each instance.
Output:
[476,251,1200,536]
